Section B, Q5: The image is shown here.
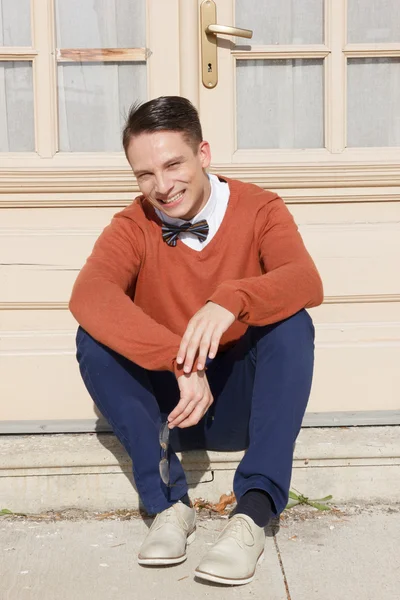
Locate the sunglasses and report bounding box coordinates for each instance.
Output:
[158,420,216,489]
[159,421,172,486]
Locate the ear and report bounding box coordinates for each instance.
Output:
[198,140,211,169]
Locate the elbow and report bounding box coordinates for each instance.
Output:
[314,284,324,307]
[68,282,85,324]
[68,294,77,318]
[307,269,324,308]
[68,293,80,324]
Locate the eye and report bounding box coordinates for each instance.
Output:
[168,162,180,168]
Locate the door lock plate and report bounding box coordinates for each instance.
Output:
[200,0,218,89]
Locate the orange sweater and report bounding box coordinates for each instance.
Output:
[69,177,323,375]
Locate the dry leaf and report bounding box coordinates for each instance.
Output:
[95,512,116,520]
[193,492,236,514]
[193,497,213,510]
[213,492,236,514]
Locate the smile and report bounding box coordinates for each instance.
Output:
[160,191,185,206]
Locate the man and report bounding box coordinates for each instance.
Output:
[70,96,323,585]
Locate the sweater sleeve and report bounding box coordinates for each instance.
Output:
[69,214,182,375]
[207,194,324,325]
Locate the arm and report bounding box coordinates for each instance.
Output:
[208,193,324,325]
[169,193,323,414]
[69,214,182,373]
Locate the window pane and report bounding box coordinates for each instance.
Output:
[237,59,324,149]
[58,62,147,152]
[56,0,146,48]
[348,0,400,43]
[235,0,324,45]
[0,61,34,152]
[0,0,31,46]
[347,58,400,147]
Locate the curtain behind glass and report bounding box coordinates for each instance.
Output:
[348,58,400,146]
[55,0,145,48]
[0,62,34,151]
[348,0,400,43]
[237,59,324,149]
[0,0,31,46]
[58,62,146,152]
[55,0,147,151]
[235,0,324,45]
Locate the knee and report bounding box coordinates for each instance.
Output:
[281,309,315,341]
[254,310,315,358]
[75,326,111,369]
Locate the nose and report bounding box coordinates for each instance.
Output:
[154,173,173,197]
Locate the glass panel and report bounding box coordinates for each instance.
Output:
[235,0,324,45]
[236,59,324,149]
[0,61,34,152]
[58,62,147,152]
[56,0,146,48]
[347,58,400,147]
[0,0,31,46]
[348,0,400,43]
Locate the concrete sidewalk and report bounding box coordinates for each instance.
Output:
[2,504,399,600]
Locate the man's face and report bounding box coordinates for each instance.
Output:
[127,130,212,221]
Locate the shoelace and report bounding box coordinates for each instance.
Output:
[153,505,174,527]
[218,516,255,550]
[152,504,188,532]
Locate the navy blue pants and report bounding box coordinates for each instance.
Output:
[76,309,314,516]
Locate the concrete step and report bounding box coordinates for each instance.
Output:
[1,426,399,513]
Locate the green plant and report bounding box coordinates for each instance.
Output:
[285,488,333,511]
[0,508,27,517]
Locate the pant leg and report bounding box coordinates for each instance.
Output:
[203,326,256,451]
[75,326,190,514]
[76,308,314,516]
[204,309,315,516]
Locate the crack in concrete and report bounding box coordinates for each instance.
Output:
[273,534,292,600]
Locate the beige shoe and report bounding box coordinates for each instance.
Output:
[195,514,265,585]
[138,502,196,566]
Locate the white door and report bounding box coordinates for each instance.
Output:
[1,0,399,432]
[197,0,400,421]
[0,0,183,431]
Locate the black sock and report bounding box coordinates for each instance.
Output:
[179,493,192,508]
[234,489,274,528]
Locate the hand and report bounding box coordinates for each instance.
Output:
[177,302,235,373]
[168,370,213,429]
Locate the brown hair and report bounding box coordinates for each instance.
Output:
[122,96,203,155]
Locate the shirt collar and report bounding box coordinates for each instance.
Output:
[154,174,218,225]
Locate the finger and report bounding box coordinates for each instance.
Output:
[167,394,191,424]
[182,325,204,373]
[177,397,212,429]
[168,398,199,428]
[207,328,223,360]
[176,323,194,365]
[176,388,213,429]
[169,380,210,428]
[195,326,214,371]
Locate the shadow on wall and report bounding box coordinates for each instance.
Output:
[92,407,280,537]
[92,405,212,518]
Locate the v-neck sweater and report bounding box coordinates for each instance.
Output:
[69,176,323,376]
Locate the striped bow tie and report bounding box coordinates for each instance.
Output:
[161,219,209,247]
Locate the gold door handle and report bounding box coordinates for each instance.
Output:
[200,0,252,89]
[206,24,253,39]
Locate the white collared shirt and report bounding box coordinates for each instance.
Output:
[155,173,230,251]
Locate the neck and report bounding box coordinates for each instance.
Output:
[187,173,211,220]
